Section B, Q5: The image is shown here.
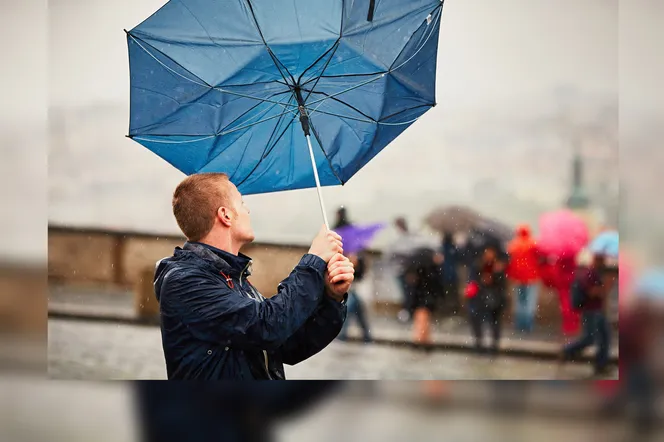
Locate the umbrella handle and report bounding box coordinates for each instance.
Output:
[305,134,330,230]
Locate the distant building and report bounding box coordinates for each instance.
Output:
[565,151,603,236]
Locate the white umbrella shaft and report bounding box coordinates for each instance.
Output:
[305,134,330,230]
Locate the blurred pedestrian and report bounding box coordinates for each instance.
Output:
[154,173,353,380]
[337,252,372,343]
[506,224,540,333]
[440,232,461,313]
[333,206,372,343]
[560,252,615,376]
[551,250,581,337]
[391,217,416,322]
[465,245,508,355]
[403,248,443,345]
[333,206,351,229]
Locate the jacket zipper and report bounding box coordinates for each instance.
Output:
[239,261,272,380]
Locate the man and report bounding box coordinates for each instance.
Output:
[560,252,613,376]
[154,173,354,380]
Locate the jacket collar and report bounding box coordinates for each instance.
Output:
[183,242,252,279]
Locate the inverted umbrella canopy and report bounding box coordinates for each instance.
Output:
[537,209,589,258]
[126,0,444,226]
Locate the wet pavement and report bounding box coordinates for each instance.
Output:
[47,318,617,380]
[48,285,619,362]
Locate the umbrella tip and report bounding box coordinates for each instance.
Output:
[123,29,129,35]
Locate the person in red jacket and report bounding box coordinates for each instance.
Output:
[506,224,541,333]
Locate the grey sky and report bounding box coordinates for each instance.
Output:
[45,0,619,247]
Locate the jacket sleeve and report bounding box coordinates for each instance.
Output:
[279,295,347,365]
[160,254,327,350]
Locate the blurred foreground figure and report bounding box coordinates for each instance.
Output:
[154,173,354,380]
[600,270,663,436]
[136,381,342,442]
[465,245,508,354]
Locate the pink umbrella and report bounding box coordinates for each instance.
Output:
[537,210,589,258]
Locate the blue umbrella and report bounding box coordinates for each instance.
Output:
[126,0,444,227]
[589,230,619,257]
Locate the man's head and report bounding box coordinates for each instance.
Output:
[172,173,254,252]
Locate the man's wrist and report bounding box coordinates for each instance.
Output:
[325,286,346,303]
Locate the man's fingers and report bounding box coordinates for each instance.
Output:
[332,274,354,284]
[328,260,354,272]
[327,231,342,241]
[328,253,344,265]
[328,259,353,272]
[328,265,354,278]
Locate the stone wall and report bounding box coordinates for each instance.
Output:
[48,226,310,299]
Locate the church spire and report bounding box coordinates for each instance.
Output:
[566,145,590,210]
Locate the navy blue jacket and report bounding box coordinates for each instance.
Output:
[154,242,346,380]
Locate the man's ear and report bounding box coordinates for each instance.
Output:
[217,207,233,228]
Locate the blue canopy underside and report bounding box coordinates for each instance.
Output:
[128,0,443,195]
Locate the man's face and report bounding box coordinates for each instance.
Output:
[228,184,255,244]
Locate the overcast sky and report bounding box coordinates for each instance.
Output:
[39,0,625,249]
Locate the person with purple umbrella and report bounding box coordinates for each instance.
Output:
[334,207,373,343]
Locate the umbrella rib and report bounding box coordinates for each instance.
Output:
[129,34,297,109]
[297,37,341,86]
[300,88,376,122]
[389,6,442,73]
[300,5,441,92]
[302,40,341,104]
[217,90,293,134]
[309,107,427,127]
[132,107,299,144]
[132,88,291,137]
[236,101,299,188]
[243,0,296,86]
[379,103,434,122]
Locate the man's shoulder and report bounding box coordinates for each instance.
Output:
[159,259,225,290]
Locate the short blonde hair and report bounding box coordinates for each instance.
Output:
[172,173,234,241]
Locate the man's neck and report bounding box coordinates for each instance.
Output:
[198,233,243,256]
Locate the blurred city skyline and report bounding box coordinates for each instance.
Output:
[44,0,619,248]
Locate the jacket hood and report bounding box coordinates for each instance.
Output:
[515,224,531,238]
[153,242,252,302]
